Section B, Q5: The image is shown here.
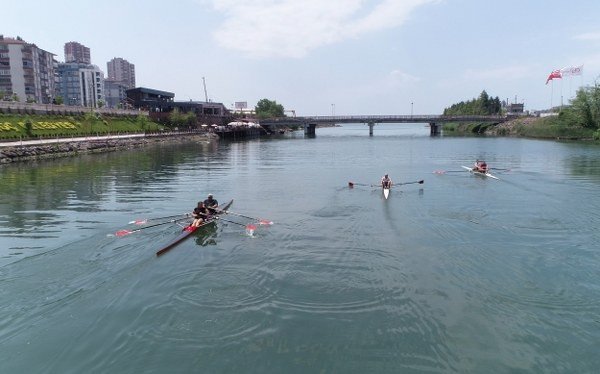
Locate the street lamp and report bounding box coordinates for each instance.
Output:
[331,103,335,116]
[411,102,414,117]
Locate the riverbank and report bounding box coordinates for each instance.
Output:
[0,132,216,164]
[443,116,599,141]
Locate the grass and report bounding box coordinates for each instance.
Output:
[0,113,165,140]
[514,117,596,140]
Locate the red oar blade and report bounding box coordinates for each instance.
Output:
[259,219,273,225]
[115,229,133,237]
[245,224,256,236]
[128,219,147,225]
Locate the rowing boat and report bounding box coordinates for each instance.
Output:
[383,187,390,199]
[156,199,233,256]
[461,166,499,180]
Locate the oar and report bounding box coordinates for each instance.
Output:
[220,210,273,225]
[369,180,424,187]
[215,217,258,236]
[489,167,511,171]
[349,181,385,189]
[128,213,187,225]
[395,179,424,186]
[115,216,189,237]
[433,170,464,174]
[348,181,371,188]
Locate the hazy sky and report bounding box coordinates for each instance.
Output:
[4,0,600,114]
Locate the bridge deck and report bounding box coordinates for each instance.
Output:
[260,115,507,126]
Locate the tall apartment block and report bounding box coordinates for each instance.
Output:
[64,41,91,64]
[105,58,135,108]
[107,58,135,88]
[0,35,57,104]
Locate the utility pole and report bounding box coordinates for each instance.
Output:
[202,77,209,102]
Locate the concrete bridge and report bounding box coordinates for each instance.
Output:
[259,114,507,136]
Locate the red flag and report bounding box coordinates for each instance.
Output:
[545,69,562,84]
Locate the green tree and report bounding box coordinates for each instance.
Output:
[569,82,600,129]
[137,114,148,130]
[443,90,502,116]
[54,96,64,105]
[185,111,197,126]
[168,108,185,127]
[24,117,33,137]
[255,98,285,119]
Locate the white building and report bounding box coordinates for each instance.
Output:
[0,36,57,103]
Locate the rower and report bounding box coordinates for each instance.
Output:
[191,202,210,227]
[474,160,488,173]
[203,194,219,213]
[381,174,393,189]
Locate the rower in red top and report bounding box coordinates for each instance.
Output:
[473,160,488,173]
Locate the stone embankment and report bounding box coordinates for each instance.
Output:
[0,133,216,164]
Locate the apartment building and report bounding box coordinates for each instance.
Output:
[64,41,91,64]
[0,35,57,104]
[57,62,105,108]
[105,57,136,108]
[107,57,135,88]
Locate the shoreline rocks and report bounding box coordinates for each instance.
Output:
[0,133,216,164]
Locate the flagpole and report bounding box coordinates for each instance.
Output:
[560,78,563,109]
[550,80,554,109]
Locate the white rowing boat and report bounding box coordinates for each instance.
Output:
[461,166,499,180]
[383,187,390,199]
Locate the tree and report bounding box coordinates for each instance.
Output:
[24,117,33,137]
[255,99,284,119]
[443,90,502,116]
[184,112,197,127]
[168,108,185,128]
[570,82,600,129]
[137,114,148,130]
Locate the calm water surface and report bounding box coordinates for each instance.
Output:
[1,124,599,373]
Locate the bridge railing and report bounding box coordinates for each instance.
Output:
[260,114,507,124]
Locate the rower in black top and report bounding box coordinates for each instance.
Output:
[203,194,219,213]
[191,202,211,227]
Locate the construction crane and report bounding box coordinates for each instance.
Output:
[202,77,209,102]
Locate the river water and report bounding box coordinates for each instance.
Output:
[1,124,599,373]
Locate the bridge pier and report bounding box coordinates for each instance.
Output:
[429,122,442,136]
[368,122,375,136]
[304,123,316,136]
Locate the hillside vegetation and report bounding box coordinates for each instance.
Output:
[443,85,600,141]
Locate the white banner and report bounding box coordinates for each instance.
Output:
[560,65,583,76]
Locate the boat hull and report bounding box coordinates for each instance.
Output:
[461,166,499,180]
[155,199,233,256]
[383,188,390,199]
